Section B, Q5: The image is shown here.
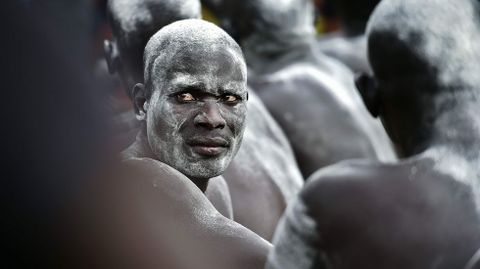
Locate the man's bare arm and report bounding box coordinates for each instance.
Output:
[83,157,271,269]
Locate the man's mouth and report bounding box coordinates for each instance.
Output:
[186,137,230,157]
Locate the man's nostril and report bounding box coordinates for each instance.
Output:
[194,113,226,129]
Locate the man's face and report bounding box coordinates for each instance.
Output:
[145,45,248,180]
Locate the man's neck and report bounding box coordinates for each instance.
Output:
[402,101,480,213]
[190,178,210,193]
[436,100,480,151]
[122,129,155,159]
[403,102,480,162]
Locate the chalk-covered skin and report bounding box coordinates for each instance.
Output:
[106,0,235,215]
[108,0,304,241]
[212,0,396,178]
[316,0,380,74]
[124,19,247,191]
[266,0,480,268]
[119,20,271,268]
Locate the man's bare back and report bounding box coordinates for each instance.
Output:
[266,0,480,267]
[267,153,480,269]
[251,62,393,177]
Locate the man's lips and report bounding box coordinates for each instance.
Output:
[186,137,230,157]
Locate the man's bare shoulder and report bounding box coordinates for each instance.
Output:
[94,157,271,269]
[305,159,401,186]
[122,157,185,183]
[300,159,410,215]
[123,157,183,178]
[120,157,208,205]
[298,155,473,225]
[302,154,444,194]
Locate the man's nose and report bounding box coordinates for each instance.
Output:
[194,102,226,130]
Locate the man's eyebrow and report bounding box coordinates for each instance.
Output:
[219,86,247,97]
[218,88,238,95]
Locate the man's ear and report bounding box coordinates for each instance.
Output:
[103,39,120,74]
[132,83,148,121]
[355,73,380,118]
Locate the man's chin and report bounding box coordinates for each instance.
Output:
[181,161,228,180]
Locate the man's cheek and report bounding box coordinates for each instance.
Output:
[160,103,186,131]
[229,106,247,135]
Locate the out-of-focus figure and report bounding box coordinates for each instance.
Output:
[2,1,111,268]
[206,0,396,178]
[266,0,480,268]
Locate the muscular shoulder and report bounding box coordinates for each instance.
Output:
[300,160,404,219]
[123,157,184,181]
[305,159,396,187]
[120,157,204,203]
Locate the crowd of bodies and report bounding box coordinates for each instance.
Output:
[6,0,480,268]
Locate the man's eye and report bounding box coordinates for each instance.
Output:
[223,95,239,104]
[177,93,196,102]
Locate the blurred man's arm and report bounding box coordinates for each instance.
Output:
[83,157,271,269]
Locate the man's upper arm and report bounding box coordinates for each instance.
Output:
[93,158,271,269]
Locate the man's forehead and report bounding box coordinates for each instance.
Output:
[150,45,246,89]
[165,44,244,67]
[169,73,245,87]
[166,72,247,95]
